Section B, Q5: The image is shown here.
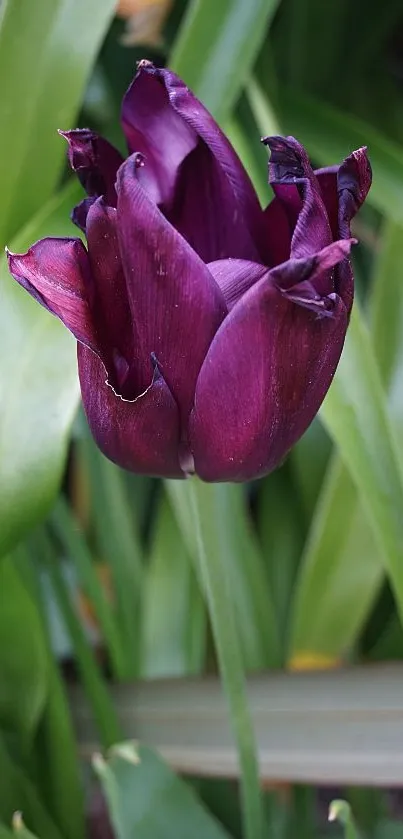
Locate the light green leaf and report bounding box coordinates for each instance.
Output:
[141,496,205,678]
[0,0,116,243]
[170,0,280,121]
[289,456,382,658]
[329,801,359,839]
[289,214,403,657]
[80,428,144,680]
[320,305,403,620]
[0,182,81,558]
[93,742,231,839]
[167,481,281,669]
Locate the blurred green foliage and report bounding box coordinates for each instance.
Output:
[1,0,403,838]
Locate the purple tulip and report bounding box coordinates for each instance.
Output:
[7,61,371,481]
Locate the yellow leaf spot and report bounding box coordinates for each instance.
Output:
[288,652,342,671]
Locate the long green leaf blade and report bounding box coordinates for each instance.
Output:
[0,182,81,558]
[0,0,116,242]
[170,0,280,121]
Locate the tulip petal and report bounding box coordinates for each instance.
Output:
[315,147,372,311]
[190,246,349,482]
[59,129,124,229]
[78,344,182,478]
[263,135,333,259]
[115,154,227,428]
[208,259,268,310]
[7,238,98,352]
[121,63,197,206]
[85,198,135,394]
[261,196,293,267]
[315,147,372,239]
[71,197,97,232]
[121,61,263,262]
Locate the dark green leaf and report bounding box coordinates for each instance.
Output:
[0,558,48,737]
[0,734,62,839]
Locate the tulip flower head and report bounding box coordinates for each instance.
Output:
[8,61,372,481]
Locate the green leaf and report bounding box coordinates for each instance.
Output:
[50,496,127,681]
[80,428,144,680]
[35,525,121,748]
[289,223,403,659]
[170,0,280,121]
[370,221,403,407]
[0,734,62,839]
[2,540,84,839]
[320,305,403,622]
[0,181,81,558]
[275,86,403,223]
[12,813,40,839]
[257,468,303,652]
[93,742,231,839]
[167,481,280,669]
[34,661,84,839]
[0,558,48,738]
[289,456,383,658]
[169,479,265,839]
[329,801,359,839]
[141,496,205,678]
[0,0,116,243]
[248,79,403,223]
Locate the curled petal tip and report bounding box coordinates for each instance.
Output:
[136,58,155,74]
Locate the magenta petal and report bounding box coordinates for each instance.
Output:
[261,196,293,267]
[190,251,349,482]
[71,197,97,232]
[85,199,134,393]
[121,62,263,262]
[7,238,98,352]
[115,154,227,426]
[78,345,182,478]
[316,147,372,311]
[316,147,372,239]
[264,135,332,259]
[121,63,197,206]
[270,238,355,302]
[59,129,124,229]
[208,259,268,310]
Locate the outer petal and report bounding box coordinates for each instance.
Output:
[7,238,98,353]
[315,147,372,311]
[115,154,227,428]
[59,129,124,230]
[78,344,182,478]
[264,136,332,260]
[208,259,268,310]
[85,198,134,394]
[190,246,350,482]
[209,238,353,314]
[121,61,263,262]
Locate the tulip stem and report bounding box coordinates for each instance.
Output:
[186,479,264,839]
